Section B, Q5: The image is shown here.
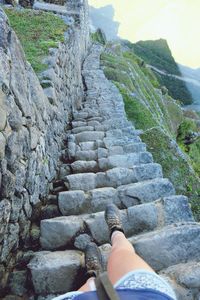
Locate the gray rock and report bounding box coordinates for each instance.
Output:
[162,195,194,224]
[41,205,60,219]
[79,141,96,151]
[75,150,97,161]
[71,160,98,173]
[89,187,120,211]
[28,250,83,294]
[117,178,175,207]
[0,9,10,51]
[99,152,153,170]
[74,234,92,250]
[75,131,105,143]
[1,169,16,198]
[72,126,94,134]
[65,173,97,191]
[30,127,40,150]
[130,223,200,271]
[8,270,27,296]
[0,132,6,160]
[40,216,84,250]
[161,262,200,289]
[123,142,146,153]
[59,164,71,180]
[160,275,194,300]
[85,212,109,244]
[105,167,135,187]
[58,190,86,215]
[9,195,23,223]
[131,163,163,182]
[127,203,158,235]
[1,223,19,263]
[0,106,6,131]
[72,121,86,128]
[0,199,11,243]
[106,146,123,156]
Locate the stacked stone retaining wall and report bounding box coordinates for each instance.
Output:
[0,1,89,295]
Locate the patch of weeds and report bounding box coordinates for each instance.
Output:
[4,8,67,73]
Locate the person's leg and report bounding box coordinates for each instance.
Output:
[78,277,96,292]
[107,231,155,285]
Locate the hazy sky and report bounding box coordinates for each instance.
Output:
[89,0,200,68]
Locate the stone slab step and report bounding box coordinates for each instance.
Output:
[64,163,163,191]
[72,121,87,128]
[159,261,200,290]
[84,196,194,245]
[103,136,141,148]
[159,273,195,300]
[33,1,68,15]
[40,216,85,250]
[28,250,84,295]
[71,126,94,134]
[117,178,175,207]
[129,223,200,271]
[98,152,153,170]
[75,150,98,161]
[41,195,193,249]
[71,160,99,173]
[32,223,200,296]
[75,131,105,143]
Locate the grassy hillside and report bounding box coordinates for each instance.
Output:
[123,39,193,105]
[100,41,200,220]
[4,8,67,73]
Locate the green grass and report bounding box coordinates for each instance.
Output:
[177,118,200,176]
[116,84,156,130]
[141,127,200,221]
[91,29,106,45]
[4,8,67,73]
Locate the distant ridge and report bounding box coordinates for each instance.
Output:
[89,5,120,40]
[123,39,193,105]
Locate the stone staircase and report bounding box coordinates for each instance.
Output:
[28,45,200,300]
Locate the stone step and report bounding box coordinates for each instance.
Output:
[129,223,200,271]
[60,164,163,214]
[72,121,87,128]
[71,160,99,173]
[98,152,153,170]
[117,178,175,207]
[77,141,146,154]
[32,223,200,296]
[159,261,200,291]
[28,250,84,295]
[41,195,193,250]
[84,196,194,245]
[71,126,94,134]
[74,131,105,143]
[75,150,98,161]
[64,163,163,191]
[103,136,141,148]
[159,273,195,300]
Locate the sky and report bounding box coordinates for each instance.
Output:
[89,0,200,68]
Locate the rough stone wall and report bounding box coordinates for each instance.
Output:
[0,1,89,294]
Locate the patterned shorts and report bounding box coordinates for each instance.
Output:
[52,269,176,300]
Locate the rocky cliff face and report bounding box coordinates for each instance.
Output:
[0,1,89,295]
